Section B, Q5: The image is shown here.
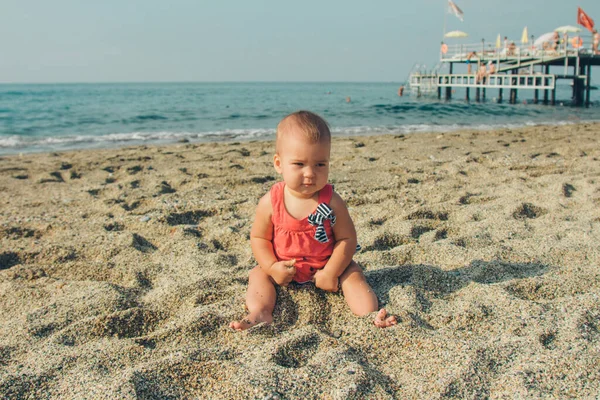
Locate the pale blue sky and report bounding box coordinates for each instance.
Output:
[1,0,598,83]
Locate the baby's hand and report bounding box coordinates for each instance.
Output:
[313,269,339,292]
[269,259,296,286]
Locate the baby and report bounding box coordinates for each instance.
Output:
[230,110,396,330]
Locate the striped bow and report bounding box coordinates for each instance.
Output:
[308,203,336,243]
[307,203,362,252]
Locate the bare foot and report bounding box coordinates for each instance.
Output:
[229,312,273,331]
[373,309,397,328]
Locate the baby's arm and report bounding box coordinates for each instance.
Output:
[314,192,358,291]
[250,193,296,286]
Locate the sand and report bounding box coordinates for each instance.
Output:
[1,122,600,399]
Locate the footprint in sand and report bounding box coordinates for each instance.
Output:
[563,183,576,198]
[512,203,546,219]
[87,188,102,197]
[365,232,410,251]
[155,181,176,195]
[126,165,143,175]
[250,175,276,184]
[368,217,387,226]
[104,222,124,232]
[406,209,449,221]
[38,171,64,183]
[121,200,141,211]
[0,251,22,270]
[579,311,600,342]
[410,225,434,240]
[165,210,215,225]
[1,226,40,240]
[435,228,448,240]
[132,233,157,252]
[54,307,164,346]
[271,331,321,368]
[539,331,557,349]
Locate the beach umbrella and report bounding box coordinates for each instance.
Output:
[445,30,468,38]
[534,32,555,47]
[521,27,529,44]
[496,34,501,48]
[554,25,581,33]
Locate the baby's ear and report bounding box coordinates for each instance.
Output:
[273,154,283,174]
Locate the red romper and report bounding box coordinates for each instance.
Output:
[270,182,335,283]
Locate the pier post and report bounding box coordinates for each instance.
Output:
[586,64,591,108]
[543,65,550,104]
[482,88,486,101]
[445,63,453,100]
[476,88,480,102]
[438,86,441,99]
[498,88,503,103]
[574,64,586,107]
[510,69,517,104]
[551,86,556,105]
[534,89,539,104]
[465,87,470,101]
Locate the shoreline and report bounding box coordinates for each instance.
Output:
[1,122,600,398]
[2,117,599,157]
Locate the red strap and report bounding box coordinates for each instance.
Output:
[318,184,333,204]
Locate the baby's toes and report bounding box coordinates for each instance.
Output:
[373,309,396,328]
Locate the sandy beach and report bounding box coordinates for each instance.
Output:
[1,122,599,399]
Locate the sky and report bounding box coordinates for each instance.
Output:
[1,0,598,83]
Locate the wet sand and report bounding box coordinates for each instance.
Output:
[1,123,600,399]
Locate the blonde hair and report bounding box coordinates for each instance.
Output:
[276,110,331,153]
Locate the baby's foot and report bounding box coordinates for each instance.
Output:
[229,312,273,331]
[373,309,397,328]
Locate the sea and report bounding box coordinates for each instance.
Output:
[0,82,598,155]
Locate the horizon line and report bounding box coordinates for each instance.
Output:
[0,80,405,85]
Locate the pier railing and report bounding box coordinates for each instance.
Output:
[440,37,594,64]
[410,73,556,90]
[408,75,439,95]
[435,73,555,89]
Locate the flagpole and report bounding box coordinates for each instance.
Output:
[443,0,448,40]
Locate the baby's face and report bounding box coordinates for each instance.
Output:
[274,129,330,199]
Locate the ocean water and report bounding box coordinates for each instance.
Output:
[0,82,598,155]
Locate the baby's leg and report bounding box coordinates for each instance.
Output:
[229,266,276,331]
[339,261,397,328]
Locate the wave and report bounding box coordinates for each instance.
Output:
[0,129,276,154]
[331,119,581,137]
[2,119,590,156]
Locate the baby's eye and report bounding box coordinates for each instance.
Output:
[317,163,327,167]
[293,162,303,166]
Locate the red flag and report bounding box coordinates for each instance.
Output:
[577,7,595,32]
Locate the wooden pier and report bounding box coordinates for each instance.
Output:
[409,41,599,107]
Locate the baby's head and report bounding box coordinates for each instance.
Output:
[275,110,331,154]
[274,111,332,196]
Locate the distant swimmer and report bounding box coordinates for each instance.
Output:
[346,96,351,103]
[397,86,404,96]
